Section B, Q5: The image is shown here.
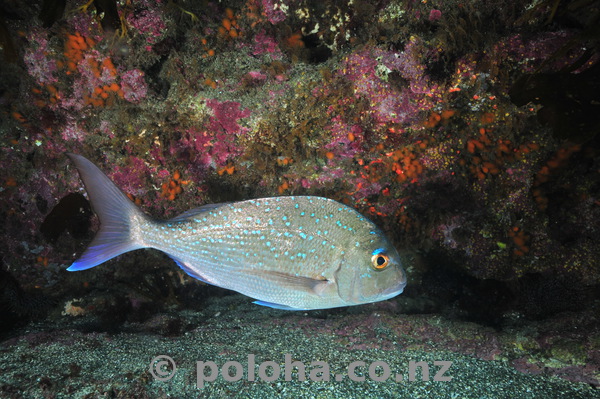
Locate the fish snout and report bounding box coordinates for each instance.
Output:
[381,278,406,299]
[378,263,407,300]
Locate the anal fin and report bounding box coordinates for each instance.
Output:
[253,300,304,310]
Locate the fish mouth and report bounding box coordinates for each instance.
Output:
[380,280,406,300]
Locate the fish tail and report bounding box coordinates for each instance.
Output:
[66,153,147,271]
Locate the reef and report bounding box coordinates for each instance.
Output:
[0,0,599,395]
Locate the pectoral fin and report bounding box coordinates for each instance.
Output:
[245,270,331,296]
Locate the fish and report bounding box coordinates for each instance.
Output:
[65,153,407,310]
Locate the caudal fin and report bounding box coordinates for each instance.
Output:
[66,153,148,271]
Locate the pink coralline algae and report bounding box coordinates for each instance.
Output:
[174,129,234,170]
[378,38,440,98]
[60,116,87,142]
[429,9,442,22]
[109,157,154,198]
[67,11,101,40]
[78,52,115,85]
[126,7,167,45]
[260,0,288,24]
[97,120,116,139]
[57,51,119,110]
[324,116,363,159]
[120,69,148,103]
[206,99,251,135]
[341,39,440,125]
[23,30,58,85]
[170,100,251,170]
[251,30,282,56]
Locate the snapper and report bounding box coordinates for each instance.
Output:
[65,153,407,310]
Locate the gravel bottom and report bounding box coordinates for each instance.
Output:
[1,295,598,399]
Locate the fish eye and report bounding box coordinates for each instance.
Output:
[371,253,389,270]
